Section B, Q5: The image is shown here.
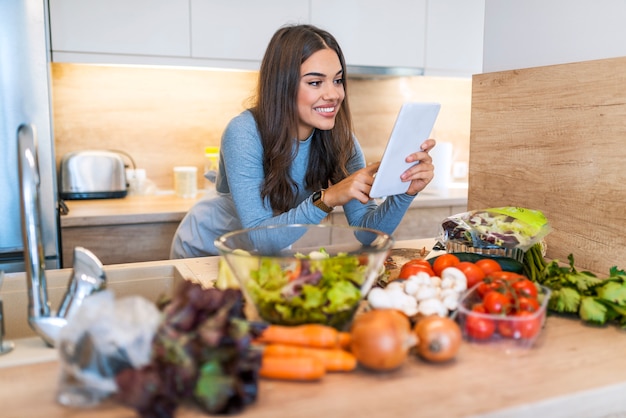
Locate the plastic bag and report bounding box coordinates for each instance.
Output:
[438,206,551,252]
[56,290,161,408]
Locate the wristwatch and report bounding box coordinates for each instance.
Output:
[312,190,334,213]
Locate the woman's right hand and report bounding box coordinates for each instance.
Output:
[323,162,380,207]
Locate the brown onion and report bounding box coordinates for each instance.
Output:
[413,315,462,363]
[349,309,416,371]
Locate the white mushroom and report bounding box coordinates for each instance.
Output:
[441,267,468,292]
[429,275,442,288]
[442,293,460,311]
[367,287,393,309]
[415,285,439,302]
[403,278,421,296]
[417,298,448,317]
[398,295,419,317]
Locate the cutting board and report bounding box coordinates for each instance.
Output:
[469,56,626,274]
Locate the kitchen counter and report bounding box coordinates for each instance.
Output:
[60,187,468,227]
[2,238,626,418]
[59,187,468,267]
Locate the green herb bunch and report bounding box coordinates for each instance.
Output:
[527,246,626,326]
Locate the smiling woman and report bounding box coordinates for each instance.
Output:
[170,24,437,259]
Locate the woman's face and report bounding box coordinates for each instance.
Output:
[297,48,345,140]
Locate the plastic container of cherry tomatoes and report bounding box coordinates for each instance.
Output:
[455,282,551,352]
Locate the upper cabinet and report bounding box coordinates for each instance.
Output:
[48,0,484,77]
[425,0,484,77]
[190,0,308,67]
[483,0,626,73]
[49,0,191,62]
[310,0,426,70]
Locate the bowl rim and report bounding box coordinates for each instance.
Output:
[214,223,395,256]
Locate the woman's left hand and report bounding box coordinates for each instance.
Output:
[402,139,436,195]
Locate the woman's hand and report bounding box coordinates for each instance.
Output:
[323,162,380,206]
[402,138,436,195]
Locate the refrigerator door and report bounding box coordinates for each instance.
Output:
[0,0,61,272]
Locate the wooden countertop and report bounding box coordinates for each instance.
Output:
[1,238,626,417]
[60,187,468,228]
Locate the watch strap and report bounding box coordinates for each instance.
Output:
[312,190,334,213]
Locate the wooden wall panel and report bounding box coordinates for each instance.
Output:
[469,56,626,274]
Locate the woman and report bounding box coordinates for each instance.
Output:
[170,24,436,258]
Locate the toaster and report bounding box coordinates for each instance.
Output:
[60,150,128,200]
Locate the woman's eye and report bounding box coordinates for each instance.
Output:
[308,80,321,87]
[334,78,344,85]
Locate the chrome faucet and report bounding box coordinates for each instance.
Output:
[18,124,107,347]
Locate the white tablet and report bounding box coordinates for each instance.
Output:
[369,102,441,198]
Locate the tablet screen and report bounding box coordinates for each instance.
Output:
[369,102,441,198]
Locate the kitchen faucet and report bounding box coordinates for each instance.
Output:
[18,124,107,347]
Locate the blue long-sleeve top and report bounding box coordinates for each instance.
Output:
[170,110,417,258]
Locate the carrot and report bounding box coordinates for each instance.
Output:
[256,324,344,348]
[263,344,357,372]
[337,332,351,350]
[259,355,326,381]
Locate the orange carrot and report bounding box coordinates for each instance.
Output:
[263,344,357,372]
[337,332,351,350]
[256,324,344,348]
[259,355,326,381]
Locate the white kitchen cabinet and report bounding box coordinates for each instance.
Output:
[425,0,485,77]
[49,0,191,61]
[48,0,483,77]
[311,0,427,70]
[190,0,309,66]
[483,0,626,73]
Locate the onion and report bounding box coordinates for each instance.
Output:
[349,309,416,371]
[413,316,462,363]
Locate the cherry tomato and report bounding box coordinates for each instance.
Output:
[455,261,486,289]
[511,311,542,339]
[497,319,516,338]
[475,258,502,275]
[517,296,540,313]
[403,259,433,269]
[432,254,460,277]
[465,315,496,340]
[512,278,539,299]
[399,263,434,279]
[471,303,487,313]
[477,278,506,298]
[483,291,512,314]
[487,271,524,282]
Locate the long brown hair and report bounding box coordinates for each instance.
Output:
[251,24,355,213]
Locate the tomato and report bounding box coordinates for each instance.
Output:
[512,278,539,299]
[399,263,434,279]
[517,296,540,313]
[432,254,460,277]
[464,315,495,340]
[483,291,511,314]
[477,278,506,297]
[403,259,433,269]
[497,319,516,338]
[471,303,487,313]
[486,271,524,282]
[475,258,502,275]
[455,261,486,289]
[511,311,542,339]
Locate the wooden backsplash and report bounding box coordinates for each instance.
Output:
[50,63,472,190]
[469,56,626,274]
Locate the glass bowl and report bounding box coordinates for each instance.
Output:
[455,282,551,351]
[214,224,394,330]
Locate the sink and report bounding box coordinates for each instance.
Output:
[0,262,194,369]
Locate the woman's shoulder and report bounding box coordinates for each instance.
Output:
[222,109,262,152]
[226,109,257,132]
